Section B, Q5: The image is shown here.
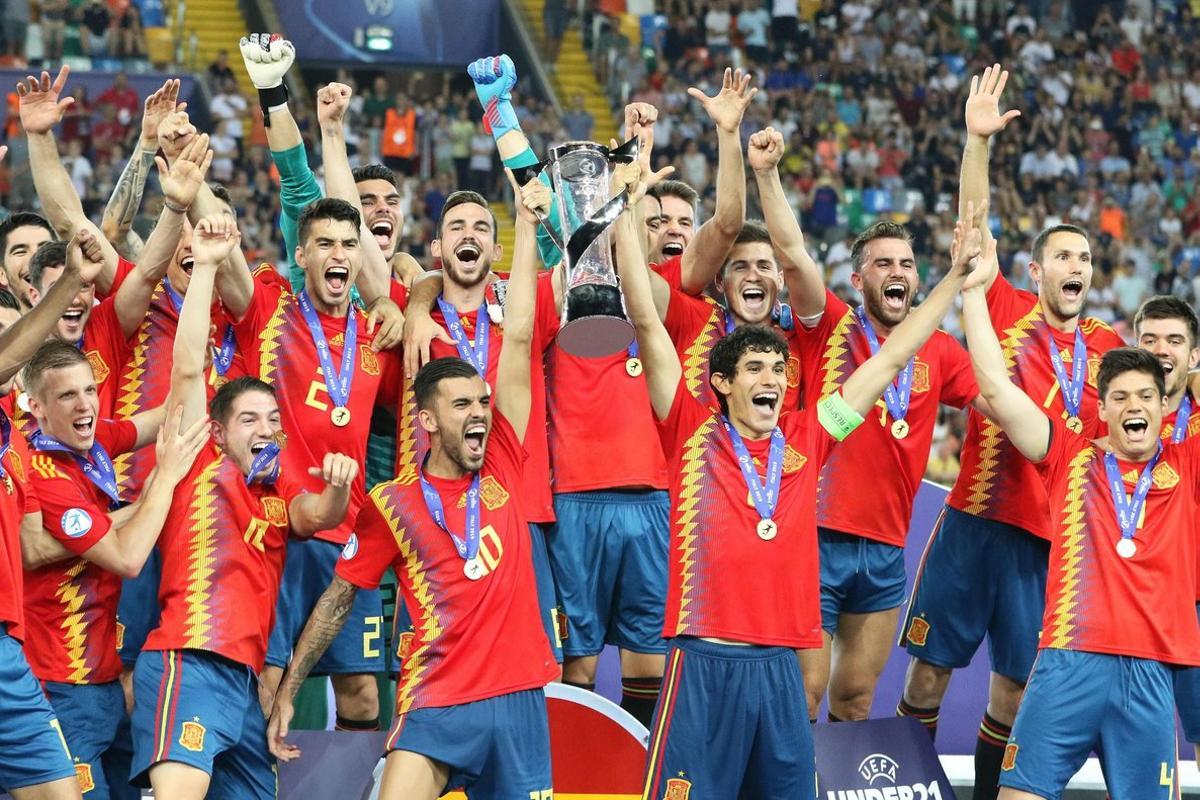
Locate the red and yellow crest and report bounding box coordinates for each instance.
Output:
[906,616,931,647]
[115,621,125,651]
[479,475,510,511]
[397,630,415,662]
[180,720,206,752]
[786,356,800,389]
[85,350,109,385]
[360,345,381,376]
[911,360,930,393]
[783,445,808,474]
[1152,462,1180,490]
[261,497,289,527]
[75,763,95,792]
[1086,357,1101,387]
[1002,743,1019,771]
[665,777,692,800]
[6,450,23,483]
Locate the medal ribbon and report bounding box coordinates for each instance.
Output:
[1104,446,1160,544]
[855,306,914,423]
[1173,394,1192,444]
[721,416,784,521]
[1048,328,1087,420]
[438,296,489,377]
[31,430,121,509]
[0,412,10,480]
[419,456,481,562]
[244,442,280,486]
[297,290,357,411]
[164,280,236,375]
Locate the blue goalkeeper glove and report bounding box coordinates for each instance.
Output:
[467,54,521,142]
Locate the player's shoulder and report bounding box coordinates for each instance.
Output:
[28,452,70,483]
[1079,316,1123,346]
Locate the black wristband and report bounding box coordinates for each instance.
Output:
[257,83,289,127]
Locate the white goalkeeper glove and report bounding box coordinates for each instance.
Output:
[239,32,295,90]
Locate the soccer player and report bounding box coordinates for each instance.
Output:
[218,197,400,732]
[898,68,1124,800]
[268,170,556,799]
[129,214,356,799]
[959,259,1199,800]
[752,125,982,722]
[19,236,209,800]
[1132,295,1200,766]
[0,211,55,308]
[617,155,986,796]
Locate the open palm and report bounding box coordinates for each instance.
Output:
[965,63,1021,139]
[17,66,74,135]
[688,68,756,134]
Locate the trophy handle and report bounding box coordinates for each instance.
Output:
[509,160,566,254]
[565,189,629,269]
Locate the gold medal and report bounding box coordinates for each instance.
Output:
[331,407,351,427]
[625,357,643,377]
[1116,538,1136,559]
[1066,416,1083,433]
[891,419,910,439]
[756,518,777,540]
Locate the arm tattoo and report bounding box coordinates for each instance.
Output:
[281,576,358,699]
[103,148,157,235]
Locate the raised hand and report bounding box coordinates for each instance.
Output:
[154,404,211,484]
[688,67,756,134]
[965,63,1021,139]
[156,110,197,161]
[951,200,987,281]
[239,33,295,90]
[748,126,785,173]
[141,78,185,145]
[64,229,105,285]
[190,215,241,267]
[316,82,352,127]
[467,54,517,110]
[365,296,404,352]
[16,66,74,135]
[307,452,358,488]
[156,132,213,210]
[504,168,551,225]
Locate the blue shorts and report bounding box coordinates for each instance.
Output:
[529,522,565,664]
[384,688,551,797]
[818,528,907,635]
[1000,649,1179,800]
[547,490,669,657]
[642,637,815,800]
[131,649,275,799]
[1174,603,1200,743]
[117,548,161,668]
[902,507,1049,682]
[265,537,385,673]
[42,680,138,799]
[0,626,75,792]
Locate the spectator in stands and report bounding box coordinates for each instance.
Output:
[80,0,110,58]
[207,49,236,88]
[39,0,67,61]
[561,93,594,142]
[468,121,493,196]
[363,76,390,163]
[112,2,144,59]
[3,0,30,60]
[543,0,568,65]
[209,77,247,159]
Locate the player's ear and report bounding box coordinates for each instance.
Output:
[710,370,732,399]
[417,407,438,435]
[849,270,863,293]
[491,242,502,263]
[293,244,306,270]
[1027,259,1042,286]
[430,238,443,261]
[209,419,226,449]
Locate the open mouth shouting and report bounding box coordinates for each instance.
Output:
[741,284,768,316]
[463,421,488,457]
[751,390,780,418]
[324,264,351,295]
[249,440,272,456]
[72,414,95,439]
[60,306,86,337]
[882,281,908,312]
[180,254,196,276]
[455,242,482,266]
[370,218,395,251]
[1061,278,1084,304]
[661,240,685,258]
[1121,415,1150,444]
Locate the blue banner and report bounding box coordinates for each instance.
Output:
[815,717,955,800]
[275,0,500,65]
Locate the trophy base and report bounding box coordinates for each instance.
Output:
[558,316,635,358]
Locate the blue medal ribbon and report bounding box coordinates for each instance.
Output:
[1104,446,1160,544]
[163,278,184,314]
[418,456,481,562]
[627,338,639,361]
[31,429,122,509]
[723,308,736,335]
[244,442,280,486]
[164,280,236,376]
[1048,328,1087,420]
[297,290,357,412]
[855,306,914,423]
[0,412,10,480]
[720,416,785,522]
[437,296,489,376]
[1173,394,1192,444]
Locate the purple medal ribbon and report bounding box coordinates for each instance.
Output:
[855,306,914,423]
[437,296,489,377]
[1048,328,1087,420]
[244,442,280,486]
[164,280,236,376]
[31,429,122,509]
[297,290,357,412]
[721,416,785,522]
[1104,446,1160,546]
[418,455,481,562]
[1173,394,1192,444]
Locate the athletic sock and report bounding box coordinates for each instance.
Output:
[896,698,940,740]
[562,679,595,693]
[620,676,662,729]
[334,715,380,732]
[972,712,1012,800]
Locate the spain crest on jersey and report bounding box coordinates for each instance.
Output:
[360,345,381,376]
[85,350,109,385]
[665,777,692,799]
[783,445,808,474]
[906,616,931,647]
[180,720,206,752]
[6,449,23,483]
[786,355,800,389]
[115,621,125,651]
[1152,461,1180,490]
[1002,743,1019,771]
[75,763,94,792]
[911,360,930,393]
[261,497,289,527]
[479,475,510,510]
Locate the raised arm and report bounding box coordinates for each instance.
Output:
[176,215,236,429]
[17,67,121,294]
[751,127,825,319]
[289,455,357,537]
[679,68,755,294]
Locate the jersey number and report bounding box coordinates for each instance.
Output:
[243,518,268,552]
[472,525,505,578]
[362,615,383,659]
[528,791,553,800]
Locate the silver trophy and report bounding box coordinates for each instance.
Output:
[516,138,639,357]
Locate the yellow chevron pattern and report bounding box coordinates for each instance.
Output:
[257,292,291,386]
[31,455,64,480]
[817,310,856,399]
[1046,447,1093,649]
[55,560,91,683]
[673,415,717,629]
[681,301,722,400]
[183,458,222,647]
[393,378,421,487]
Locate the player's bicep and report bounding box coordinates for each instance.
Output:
[20,510,72,570]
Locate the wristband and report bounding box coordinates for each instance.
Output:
[162,199,189,214]
[257,84,289,127]
[817,392,864,442]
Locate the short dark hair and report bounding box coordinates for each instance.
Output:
[708,325,790,415]
[208,182,233,207]
[648,179,699,210]
[28,241,68,292]
[23,339,90,399]
[413,357,481,411]
[209,376,277,426]
[1031,223,1089,264]
[850,220,912,272]
[0,212,55,258]
[437,191,497,237]
[723,220,774,274]
[0,286,19,312]
[352,164,398,188]
[297,198,362,246]
[1097,347,1165,400]
[1133,295,1199,348]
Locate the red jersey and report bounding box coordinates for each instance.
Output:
[144,444,304,673]
[795,289,978,546]
[232,280,399,546]
[657,383,837,648]
[947,275,1125,539]
[0,392,38,442]
[1161,394,1200,600]
[394,273,558,523]
[339,411,557,713]
[663,290,803,411]
[1036,419,1200,665]
[23,419,136,683]
[82,297,134,420]
[0,412,35,640]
